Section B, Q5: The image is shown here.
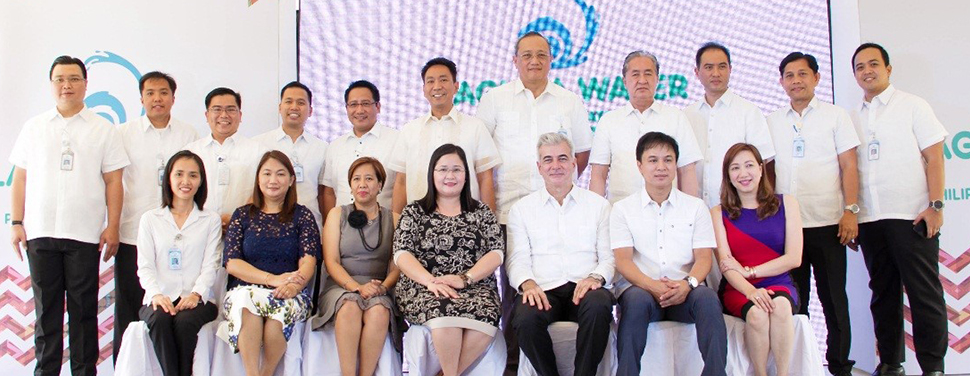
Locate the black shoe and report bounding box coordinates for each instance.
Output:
[922,372,944,376]
[872,363,905,376]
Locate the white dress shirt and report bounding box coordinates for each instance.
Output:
[590,102,703,203]
[610,188,716,296]
[506,186,613,291]
[685,89,776,207]
[253,127,328,227]
[769,97,860,227]
[389,108,501,201]
[118,116,200,244]
[136,205,222,304]
[477,79,593,223]
[323,123,399,208]
[9,107,130,244]
[850,85,948,223]
[184,133,267,216]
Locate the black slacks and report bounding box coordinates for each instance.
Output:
[113,243,145,363]
[790,225,855,374]
[499,225,519,375]
[512,283,615,376]
[858,219,947,373]
[140,299,218,376]
[27,237,101,376]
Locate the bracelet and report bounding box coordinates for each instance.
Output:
[751,267,758,279]
[264,272,271,285]
[11,220,23,226]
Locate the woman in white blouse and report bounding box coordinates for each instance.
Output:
[136,150,222,376]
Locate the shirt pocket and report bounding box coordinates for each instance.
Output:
[668,221,697,266]
[496,111,524,144]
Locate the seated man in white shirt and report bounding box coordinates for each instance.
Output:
[611,132,726,376]
[507,132,614,376]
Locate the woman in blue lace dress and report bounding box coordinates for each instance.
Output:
[223,151,320,376]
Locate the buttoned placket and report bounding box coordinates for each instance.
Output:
[552,196,570,281]
[526,91,542,192]
[789,109,807,196]
[862,100,883,215]
[703,104,719,203]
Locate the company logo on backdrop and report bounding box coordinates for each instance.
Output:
[83,51,143,125]
[518,0,598,70]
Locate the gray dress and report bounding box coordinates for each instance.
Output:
[310,205,397,333]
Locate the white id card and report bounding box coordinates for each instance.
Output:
[294,163,305,183]
[218,163,230,185]
[158,166,165,186]
[868,140,880,161]
[61,150,75,171]
[168,248,182,270]
[792,137,806,158]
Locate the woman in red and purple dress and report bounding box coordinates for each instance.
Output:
[710,143,804,376]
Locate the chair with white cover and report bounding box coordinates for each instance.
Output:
[301,322,402,375]
[114,321,164,376]
[636,314,824,376]
[403,324,507,376]
[516,321,617,376]
[199,319,305,376]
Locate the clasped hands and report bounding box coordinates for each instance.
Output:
[151,292,202,315]
[347,279,388,299]
[268,271,307,300]
[424,274,468,299]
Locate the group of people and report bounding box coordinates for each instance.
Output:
[9,30,948,376]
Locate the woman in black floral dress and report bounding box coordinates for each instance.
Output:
[394,144,505,376]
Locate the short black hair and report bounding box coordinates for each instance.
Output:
[421,57,458,82]
[515,31,551,54]
[344,80,380,104]
[49,55,86,80]
[139,71,177,94]
[695,42,732,68]
[636,132,680,163]
[779,52,819,76]
[161,150,207,210]
[852,42,890,68]
[280,81,312,104]
[204,87,241,109]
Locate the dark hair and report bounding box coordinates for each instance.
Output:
[344,80,380,104]
[161,150,207,210]
[719,143,780,220]
[515,31,551,54]
[49,55,86,79]
[417,144,477,214]
[635,132,680,163]
[250,151,298,223]
[421,57,458,82]
[139,71,177,94]
[695,42,732,68]
[347,156,387,190]
[205,87,241,109]
[281,81,312,104]
[852,42,890,68]
[779,52,819,76]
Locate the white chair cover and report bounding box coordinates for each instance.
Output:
[114,322,164,376]
[638,314,824,376]
[517,321,617,376]
[301,322,402,375]
[202,320,304,376]
[403,324,507,376]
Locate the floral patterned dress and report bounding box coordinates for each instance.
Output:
[394,201,504,335]
[222,204,321,352]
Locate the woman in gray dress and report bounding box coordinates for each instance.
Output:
[311,157,400,376]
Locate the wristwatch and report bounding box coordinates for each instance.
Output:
[461,272,474,285]
[930,200,945,212]
[11,220,23,226]
[587,273,606,285]
[684,276,698,290]
[844,203,860,214]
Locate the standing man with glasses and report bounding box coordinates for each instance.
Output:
[389,57,500,214]
[476,31,593,373]
[115,71,200,363]
[322,80,399,216]
[185,87,267,226]
[10,55,130,376]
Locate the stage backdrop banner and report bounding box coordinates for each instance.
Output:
[852,0,970,374]
[0,1,294,374]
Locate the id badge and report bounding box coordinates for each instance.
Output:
[168,248,182,270]
[60,149,75,171]
[157,166,165,186]
[792,137,805,158]
[867,140,880,161]
[218,163,230,185]
[293,163,305,183]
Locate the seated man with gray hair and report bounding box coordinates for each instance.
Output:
[507,132,615,376]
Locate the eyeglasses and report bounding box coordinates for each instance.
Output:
[208,106,239,115]
[518,52,550,62]
[346,101,376,109]
[51,76,84,85]
[433,167,465,176]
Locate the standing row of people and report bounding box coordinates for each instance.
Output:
[9,35,947,376]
